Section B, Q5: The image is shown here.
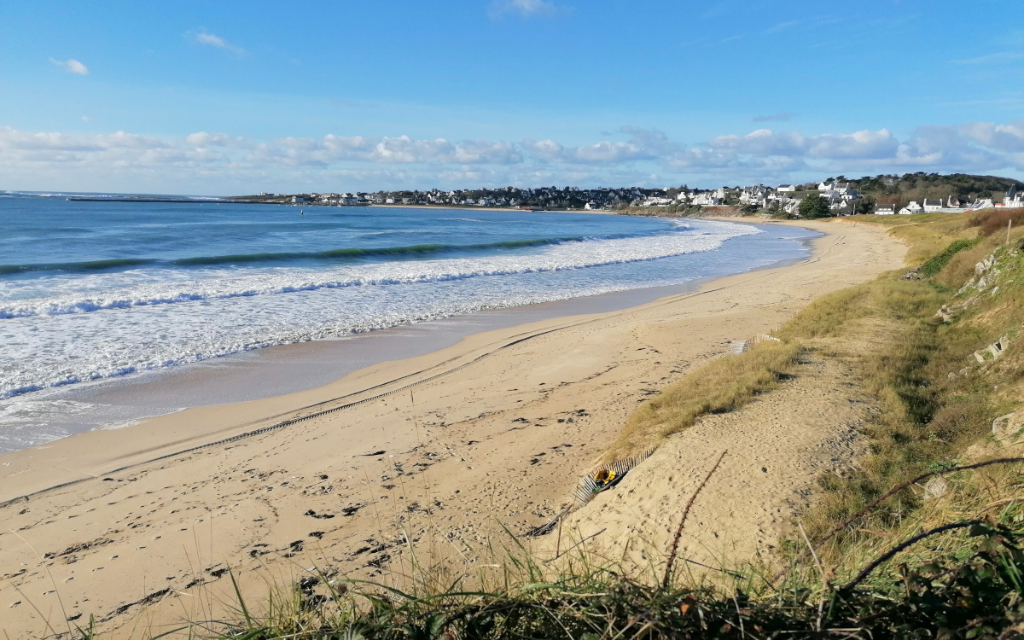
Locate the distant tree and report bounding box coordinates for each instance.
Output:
[855,195,877,215]
[799,194,831,219]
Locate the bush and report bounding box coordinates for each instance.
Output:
[968,207,1024,237]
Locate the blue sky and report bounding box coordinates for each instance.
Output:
[1,0,1023,194]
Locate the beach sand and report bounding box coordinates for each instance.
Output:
[0,219,905,638]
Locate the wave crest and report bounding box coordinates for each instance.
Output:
[0,223,759,319]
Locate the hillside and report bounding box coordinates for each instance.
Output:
[839,172,1024,210]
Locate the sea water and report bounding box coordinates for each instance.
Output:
[0,193,818,452]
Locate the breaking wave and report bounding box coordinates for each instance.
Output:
[0,225,755,319]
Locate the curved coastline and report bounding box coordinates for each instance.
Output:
[0,218,907,639]
[0,218,808,448]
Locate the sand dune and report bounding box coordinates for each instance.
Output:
[0,219,905,638]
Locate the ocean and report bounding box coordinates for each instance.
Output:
[0,193,819,452]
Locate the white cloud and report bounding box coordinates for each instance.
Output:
[450,140,523,164]
[806,129,900,159]
[951,51,1024,65]
[523,127,676,164]
[1,121,1022,193]
[192,31,245,54]
[49,58,89,75]
[184,132,248,147]
[707,128,899,160]
[957,121,1024,152]
[522,139,566,161]
[489,0,564,18]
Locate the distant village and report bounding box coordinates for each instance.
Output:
[234,180,1024,216]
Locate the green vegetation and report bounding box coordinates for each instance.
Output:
[180,525,1024,639]
[918,238,981,277]
[783,213,1024,571]
[846,172,1023,210]
[798,193,831,219]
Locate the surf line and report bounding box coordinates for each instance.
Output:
[0,284,733,509]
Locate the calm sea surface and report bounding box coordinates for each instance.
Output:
[0,193,818,451]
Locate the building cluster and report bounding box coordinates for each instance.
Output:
[285,186,670,210]
[259,181,1024,216]
[875,186,1024,215]
[639,180,863,215]
[280,183,864,213]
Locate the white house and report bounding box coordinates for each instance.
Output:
[642,196,674,206]
[739,184,771,206]
[875,205,895,215]
[898,201,923,215]
[968,198,995,211]
[784,196,805,215]
[691,192,721,206]
[777,184,797,193]
[923,199,943,213]
[1004,185,1024,208]
[819,181,855,196]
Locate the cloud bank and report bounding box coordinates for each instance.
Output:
[2,120,1022,193]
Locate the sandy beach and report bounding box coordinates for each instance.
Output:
[0,218,906,639]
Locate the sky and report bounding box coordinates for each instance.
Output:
[1,0,1023,195]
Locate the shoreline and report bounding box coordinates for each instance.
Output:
[0,218,907,639]
[0,217,808,457]
[0,222,812,503]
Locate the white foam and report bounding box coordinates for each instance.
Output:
[0,220,767,405]
[0,221,756,319]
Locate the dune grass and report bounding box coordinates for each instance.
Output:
[782,216,1024,568]
[601,340,801,464]
[601,209,1024,593]
[849,211,979,264]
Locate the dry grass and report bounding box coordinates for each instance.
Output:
[851,212,979,264]
[968,207,1024,237]
[603,211,1023,581]
[789,222,1024,572]
[601,340,801,463]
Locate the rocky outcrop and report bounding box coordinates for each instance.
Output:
[992,412,1023,446]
